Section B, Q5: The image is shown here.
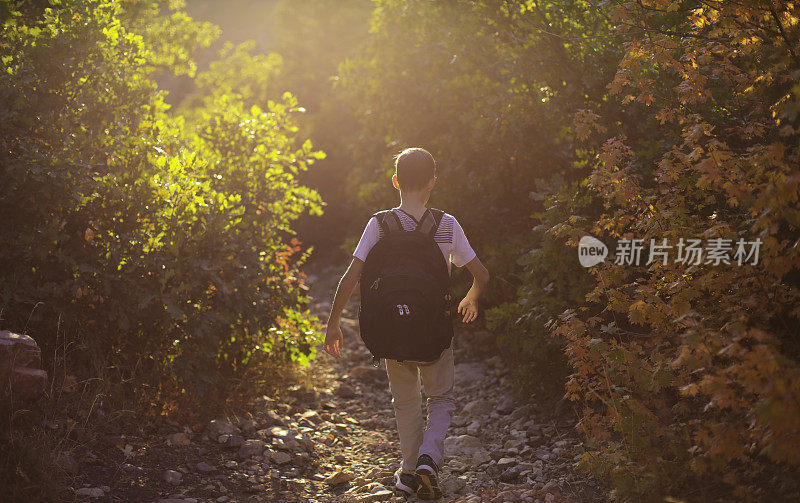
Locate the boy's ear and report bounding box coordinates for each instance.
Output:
[392,173,401,191]
[426,176,436,191]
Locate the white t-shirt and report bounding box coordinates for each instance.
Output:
[352,207,476,276]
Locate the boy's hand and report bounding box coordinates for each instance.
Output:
[323,322,343,358]
[457,295,479,323]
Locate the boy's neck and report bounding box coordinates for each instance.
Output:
[397,192,428,219]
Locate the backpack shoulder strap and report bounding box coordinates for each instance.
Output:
[373,209,403,236]
[415,208,445,239]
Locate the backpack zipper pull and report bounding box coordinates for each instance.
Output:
[371,277,381,290]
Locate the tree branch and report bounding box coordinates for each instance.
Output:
[767,3,800,68]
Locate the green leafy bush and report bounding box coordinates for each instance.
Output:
[0,0,323,398]
[486,180,597,398]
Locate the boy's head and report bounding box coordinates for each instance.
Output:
[392,147,436,194]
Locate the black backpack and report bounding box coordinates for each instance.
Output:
[358,208,453,365]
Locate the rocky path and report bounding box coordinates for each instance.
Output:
[71,265,605,502]
[300,266,604,503]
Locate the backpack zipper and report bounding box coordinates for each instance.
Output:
[371,277,381,290]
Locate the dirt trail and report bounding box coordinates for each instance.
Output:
[71,265,604,503]
[294,265,604,503]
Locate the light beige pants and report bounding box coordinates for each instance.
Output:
[385,346,456,473]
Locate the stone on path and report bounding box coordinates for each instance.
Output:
[444,434,491,466]
[237,418,259,434]
[354,490,394,502]
[497,457,517,468]
[499,466,521,482]
[466,420,481,436]
[75,487,105,498]
[219,434,245,448]
[534,448,556,460]
[267,450,292,465]
[334,382,356,398]
[298,410,321,425]
[237,439,265,459]
[325,470,355,485]
[265,425,291,438]
[454,362,487,385]
[446,434,482,451]
[196,461,216,473]
[261,409,286,427]
[163,469,182,485]
[207,419,239,437]
[442,475,467,495]
[462,399,493,417]
[497,395,516,415]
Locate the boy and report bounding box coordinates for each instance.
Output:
[323,147,490,500]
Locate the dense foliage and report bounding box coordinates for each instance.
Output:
[547,1,800,499]
[325,0,800,499]
[0,0,323,398]
[2,0,799,500]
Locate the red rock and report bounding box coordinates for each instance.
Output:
[7,367,47,396]
[1,330,47,398]
[0,330,41,367]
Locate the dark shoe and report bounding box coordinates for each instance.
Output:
[415,454,442,500]
[394,467,418,496]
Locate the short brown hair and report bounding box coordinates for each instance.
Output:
[394,147,436,191]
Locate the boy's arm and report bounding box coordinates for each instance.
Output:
[458,256,490,323]
[323,257,365,358]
